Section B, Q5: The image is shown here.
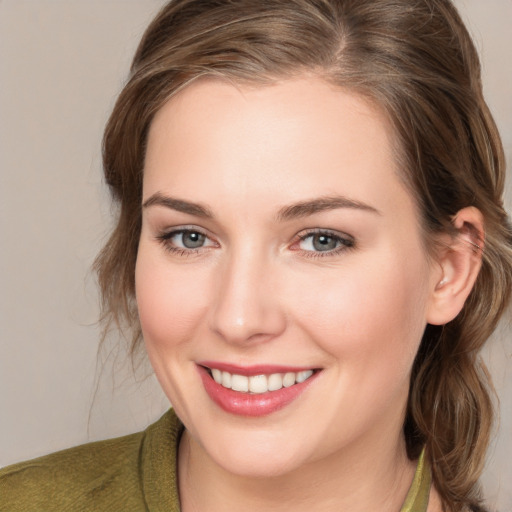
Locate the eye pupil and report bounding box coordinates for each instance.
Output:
[182,231,205,248]
[313,234,337,251]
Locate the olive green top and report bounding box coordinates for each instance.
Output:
[0,409,431,511]
[400,447,431,512]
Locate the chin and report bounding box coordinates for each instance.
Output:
[191,418,314,479]
[215,448,306,479]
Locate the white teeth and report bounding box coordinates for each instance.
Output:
[209,368,315,393]
[231,374,249,392]
[221,371,232,388]
[267,373,283,391]
[283,372,295,387]
[249,375,268,394]
[296,370,313,383]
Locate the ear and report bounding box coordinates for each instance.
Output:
[426,207,484,326]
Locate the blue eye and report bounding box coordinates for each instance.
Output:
[300,234,339,251]
[175,231,206,249]
[297,230,354,255]
[157,228,215,254]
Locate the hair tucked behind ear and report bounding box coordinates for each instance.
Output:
[95,1,512,510]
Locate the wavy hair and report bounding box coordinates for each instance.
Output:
[95,1,512,510]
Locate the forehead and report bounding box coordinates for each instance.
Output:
[143,77,415,221]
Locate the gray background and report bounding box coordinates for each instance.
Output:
[0,1,510,510]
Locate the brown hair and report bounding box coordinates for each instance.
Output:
[95,1,512,510]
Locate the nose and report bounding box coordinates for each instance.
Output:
[209,247,287,346]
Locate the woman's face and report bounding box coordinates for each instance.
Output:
[136,77,439,477]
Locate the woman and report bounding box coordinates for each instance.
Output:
[1,0,511,511]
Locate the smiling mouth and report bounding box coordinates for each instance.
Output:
[203,367,317,394]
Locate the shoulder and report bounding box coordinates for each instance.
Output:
[0,409,181,512]
[0,430,146,511]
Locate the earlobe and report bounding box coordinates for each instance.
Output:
[426,207,484,326]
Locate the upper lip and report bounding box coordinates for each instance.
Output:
[198,361,319,376]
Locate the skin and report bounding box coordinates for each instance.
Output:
[136,77,481,511]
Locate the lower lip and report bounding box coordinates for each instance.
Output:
[198,366,319,417]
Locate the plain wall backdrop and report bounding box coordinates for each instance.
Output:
[1,1,511,510]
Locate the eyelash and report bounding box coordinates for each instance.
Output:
[155,227,355,259]
[294,229,355,259]
[156,227,215,257]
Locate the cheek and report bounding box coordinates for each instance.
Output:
[291,253,430,374]
[135,247,210,350]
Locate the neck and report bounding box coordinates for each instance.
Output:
[178,420,417,512]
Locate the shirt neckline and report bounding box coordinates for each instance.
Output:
[142,410,431,512]
[400,447,431,512]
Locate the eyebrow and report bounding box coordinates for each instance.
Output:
[276,195,381,221]
[142,193,380,220]
[142,192,214,218]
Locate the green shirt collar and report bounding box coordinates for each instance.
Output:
[143,410,430,512]
[400,447,431,512]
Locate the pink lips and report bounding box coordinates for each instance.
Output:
[197,362,319,417]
